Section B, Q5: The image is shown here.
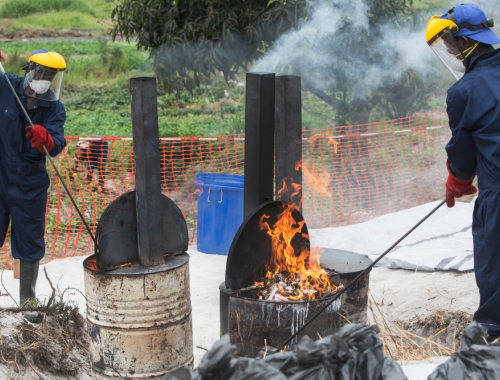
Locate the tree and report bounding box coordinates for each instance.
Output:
[111,0,306,93]
[112,0,437,124]
[282,0,425,126]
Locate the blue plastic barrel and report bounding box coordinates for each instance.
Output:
[195,173,244,255]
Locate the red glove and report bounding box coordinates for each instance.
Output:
[25,124,54,154]
[445,159,477,208]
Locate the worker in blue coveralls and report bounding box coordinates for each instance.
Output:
[426,4,500,342]
[0,50,67,308]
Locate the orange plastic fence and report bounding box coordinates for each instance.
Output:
[1,110,455,266]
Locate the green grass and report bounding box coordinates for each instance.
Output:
[0,0,113,31]
[4,11,106,30]
[0,0,449,138]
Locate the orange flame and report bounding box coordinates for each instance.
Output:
[328,137,339,154]
[258,203,337,300]
[302,166,331,198]
[85,256,99,271]
[296,160,332,199]
[85,256,137,272]
[277,178,302,210]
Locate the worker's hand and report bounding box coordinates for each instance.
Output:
[445,159,477,208]
[25,124,54,154]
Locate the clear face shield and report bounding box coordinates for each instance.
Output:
[429,29,466,81]
[23,63,65,101]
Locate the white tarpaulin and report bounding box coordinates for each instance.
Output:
[311,200,475,272]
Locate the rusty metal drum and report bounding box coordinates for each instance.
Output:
[84,253,193,379]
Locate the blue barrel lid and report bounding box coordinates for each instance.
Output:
[195,173,244,190]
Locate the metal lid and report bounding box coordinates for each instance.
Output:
[319,248,372,279]
[95,191,188,270]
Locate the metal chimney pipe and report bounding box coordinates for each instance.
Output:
[244,72,275,220]
[130,77,165,267]
[275,75,302,212]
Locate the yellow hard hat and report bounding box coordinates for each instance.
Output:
[29,51,66,70]
[426,15,459,46]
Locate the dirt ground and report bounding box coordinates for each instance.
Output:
[0,28,101,42]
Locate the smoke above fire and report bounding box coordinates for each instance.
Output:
[251,0,500,101]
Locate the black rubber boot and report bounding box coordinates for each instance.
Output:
[19,260,39,306]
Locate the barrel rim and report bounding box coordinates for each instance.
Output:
[83,253,189,276]
[220,281,343,305]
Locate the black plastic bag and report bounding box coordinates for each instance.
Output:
[265,324,407,380]
[427,321,500,380]
[164,325,408,380]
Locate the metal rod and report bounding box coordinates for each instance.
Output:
[0,62,96,243]
[277,199,447,351]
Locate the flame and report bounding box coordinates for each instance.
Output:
[258,203,338,300]
[302,166,331,198]
[277,178,302,210]
[328,137,339,154]
[305,135,339,155]
[85,256,99,271]
[85,256,137,271]
[296,159,332,199]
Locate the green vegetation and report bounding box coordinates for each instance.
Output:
[0,0,93,19]
[0,0,112,30]
[0,0,449,138]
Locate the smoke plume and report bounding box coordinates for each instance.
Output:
[252,0,499,103]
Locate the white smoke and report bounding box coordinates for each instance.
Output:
[251,0,489,101]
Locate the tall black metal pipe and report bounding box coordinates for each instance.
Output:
[244,73,275,220]
[130,77,164,266]
[275,75,302,213]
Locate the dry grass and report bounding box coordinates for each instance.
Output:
[0,268,90,378]
[368,292,473,364]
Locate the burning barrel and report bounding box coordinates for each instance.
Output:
[219,73,371,357]
[220,201,360,356]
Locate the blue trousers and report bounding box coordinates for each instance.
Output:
[0,163,48,263]
[472,189,500,336]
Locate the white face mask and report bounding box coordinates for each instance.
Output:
[29,79,51,94]
[446,53,465,73]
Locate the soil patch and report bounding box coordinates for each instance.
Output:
[0,310,90,379]
[0,28,102,42]
[398,309,473,350]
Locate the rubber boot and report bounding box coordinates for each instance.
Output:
[19,260,41,323]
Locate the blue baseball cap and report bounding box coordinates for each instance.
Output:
[30,49,48,56]
[441,3,500,44]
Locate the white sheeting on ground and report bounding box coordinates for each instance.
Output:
[0,200,480,379]
[0,253,454,379]
[310,200,475,272]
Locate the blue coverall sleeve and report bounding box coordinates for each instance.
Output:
[44,102,66,157]
[445,82,477,181]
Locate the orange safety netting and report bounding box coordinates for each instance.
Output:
[1,110,455,267]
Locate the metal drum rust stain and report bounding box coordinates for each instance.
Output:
[84,254,193,379]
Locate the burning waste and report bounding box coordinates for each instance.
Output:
[255,202,341,301]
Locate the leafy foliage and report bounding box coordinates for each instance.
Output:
[111,0,306,92]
